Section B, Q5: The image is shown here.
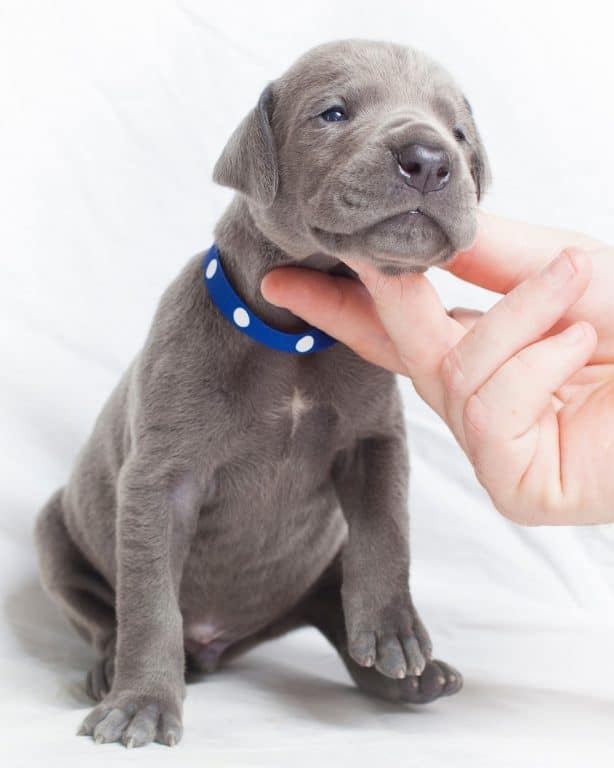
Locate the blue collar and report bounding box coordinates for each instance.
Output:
[202,244,337,355]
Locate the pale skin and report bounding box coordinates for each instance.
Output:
[261,212,614,526]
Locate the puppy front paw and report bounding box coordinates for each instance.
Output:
[346,603,432,680]
[77,689,182,748]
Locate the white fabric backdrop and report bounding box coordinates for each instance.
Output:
[1,1,613,765]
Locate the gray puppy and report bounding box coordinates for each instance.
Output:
[35,39,489,748]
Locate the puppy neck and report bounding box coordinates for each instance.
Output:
[213,196,345,334]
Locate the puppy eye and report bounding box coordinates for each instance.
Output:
[453,125,467,143]
[320,106,347,122]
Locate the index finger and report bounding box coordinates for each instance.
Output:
[261,267,407,373]
[445,211,602,294]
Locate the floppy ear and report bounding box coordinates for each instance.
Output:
[463,97,492,202]
[213,83,278,207]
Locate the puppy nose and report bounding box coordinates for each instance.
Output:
[397,144,451,193]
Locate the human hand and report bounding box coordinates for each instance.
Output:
[261,213,614,525]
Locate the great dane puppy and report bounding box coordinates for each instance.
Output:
[35,39,490,748]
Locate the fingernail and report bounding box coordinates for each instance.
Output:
[561,323,585,345]
[542,252,576,287]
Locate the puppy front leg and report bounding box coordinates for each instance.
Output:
[334,434,433,681]
[79,462,199,748]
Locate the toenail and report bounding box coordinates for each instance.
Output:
[437,676,446,685]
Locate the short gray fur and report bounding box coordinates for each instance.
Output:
[35,39,490,748]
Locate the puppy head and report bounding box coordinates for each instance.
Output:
[214,39,490,273]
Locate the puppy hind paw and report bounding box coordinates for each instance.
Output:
[400,659,463,704]
[85,656,115,702]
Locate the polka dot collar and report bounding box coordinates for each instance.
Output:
[203,244,337,355]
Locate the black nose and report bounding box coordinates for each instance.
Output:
[397,144,451,193]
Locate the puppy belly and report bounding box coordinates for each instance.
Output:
[180,498,347,662]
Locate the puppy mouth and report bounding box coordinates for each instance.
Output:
[312,206,431,239]
[371,206,438,231]
[310,206,451,270]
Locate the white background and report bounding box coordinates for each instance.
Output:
[1,1,614,765]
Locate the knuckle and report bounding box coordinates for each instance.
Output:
[463,392,488,437]
[509,347,537,378]
[499,286,526,317]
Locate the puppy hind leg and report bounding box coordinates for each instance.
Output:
[35,489,116,700]
[303,558,462,705]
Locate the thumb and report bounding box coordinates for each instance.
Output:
[445,211,600,294]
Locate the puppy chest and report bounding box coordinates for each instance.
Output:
[207,386,345,509]
[273,387,341,451]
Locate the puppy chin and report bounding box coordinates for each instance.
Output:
[344,238,456,276]
[352,234,455,274]
[312,224,449,264]
[366,213,478,275]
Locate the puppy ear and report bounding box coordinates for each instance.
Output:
[213,84,278,207]
[470,134,491,202]
[463,97,491,202]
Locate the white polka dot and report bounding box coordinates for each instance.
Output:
[205,258,218,279]
[233,307,250,328]
[295,335,314,353]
